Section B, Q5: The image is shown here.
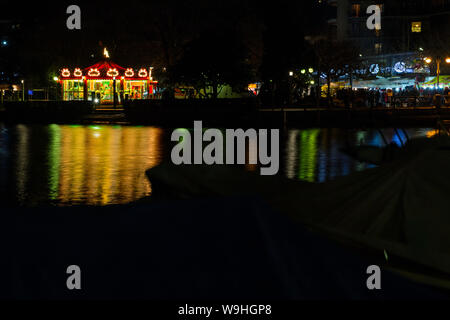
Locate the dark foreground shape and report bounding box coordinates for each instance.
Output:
[1,197,448,300]
[2,101,95,124]
[123,98,259,127]
[146,137,450,284]
[258,107,450,128]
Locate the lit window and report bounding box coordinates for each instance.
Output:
[351,4,361,17]
[375,43,383,54]
[411,22,422,33]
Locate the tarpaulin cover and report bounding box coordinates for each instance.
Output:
[146,136,450,290]
[424,75,450,86]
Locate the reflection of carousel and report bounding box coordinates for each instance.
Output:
[58,58,158,105]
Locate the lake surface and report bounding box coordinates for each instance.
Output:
[0,123,437,206]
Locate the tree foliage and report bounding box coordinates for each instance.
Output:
[313,40,360,103]
[170,31,256,99]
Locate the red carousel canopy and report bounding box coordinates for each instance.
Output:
[59,60,155,81]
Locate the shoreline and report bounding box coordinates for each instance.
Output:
[0,101,448,128]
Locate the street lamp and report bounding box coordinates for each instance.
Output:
[21,80,24,101]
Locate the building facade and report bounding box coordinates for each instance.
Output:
[327,0,450,56]
[325,0,450,89]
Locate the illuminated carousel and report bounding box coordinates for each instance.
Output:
[57,52,158,104]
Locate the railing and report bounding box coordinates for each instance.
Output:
[390,96,450,108]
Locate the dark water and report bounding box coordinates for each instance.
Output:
[0,123,437,206]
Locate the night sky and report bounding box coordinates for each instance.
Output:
[1,1,326,85]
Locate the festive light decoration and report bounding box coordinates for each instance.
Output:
[107,68,119,77]
[88,68,100,77]
[74,68,83,77]
[394,62,406,73]
[104,48,110,58]
[138,68,148,78]
[369,64,380,74]
[125,68,135,77]
[61,68,71,77]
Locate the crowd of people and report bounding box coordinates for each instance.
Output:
[334,86,450,108]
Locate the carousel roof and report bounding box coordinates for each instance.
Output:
[59,60,155,81]
[83,60,126,73]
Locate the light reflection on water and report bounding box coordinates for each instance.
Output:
[0,124,436,206]
[0,124,164,206]
[283,127,435,183]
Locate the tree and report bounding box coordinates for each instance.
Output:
[313,40,360,106]
[109,0,263,99]
[290,70,315,104]
[171,30,256,99]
